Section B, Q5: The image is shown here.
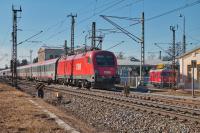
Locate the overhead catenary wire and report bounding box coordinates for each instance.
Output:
[106,41,125,50]
[100,15,142,43]
[77,0,126,25]
[129,0,200,26]
[75,0,144,38]
[102,0,200,41]
[18,31,43,45]
[33,0,200,49]
[107,0,144,15]
[154,43,173,57]
[41,0,127,43]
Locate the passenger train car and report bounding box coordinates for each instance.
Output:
[31,58,58,81]
[0,69,11,78]
[0,50,118,89]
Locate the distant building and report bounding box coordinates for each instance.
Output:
[37,46,92,62]
[38,47,64,62]
[117,57,171,77]
[117,57,171,87]
[178,45,200,89]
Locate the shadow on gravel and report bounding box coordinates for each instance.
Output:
[131,86,149,93]
[115,86,149,93]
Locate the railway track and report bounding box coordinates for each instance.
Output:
[52,83,200,110]
[48,85,200,123]
[1,78,200,124]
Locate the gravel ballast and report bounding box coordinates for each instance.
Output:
[44,90,200,133]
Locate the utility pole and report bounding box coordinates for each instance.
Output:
[140,12,145,84]
[183,16,186,53]
[91,22,96,49]
[68,13,77,55]
[191,60,196,98]
[96,36,103,50]
[30,50,33,64]
[84,34,88,52]
[11,5,22,88]
[170,25,177,87]
[179,14,186,54]
[159,51,162,60]
[64,40,68,55]
[90,22,104,50]
[100,12,144,85]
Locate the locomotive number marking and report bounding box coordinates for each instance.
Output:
[76,63,81,70]
[104,71,111,74]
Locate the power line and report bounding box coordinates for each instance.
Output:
[18,30,43,45]
[128,0,200,27]
[107,0,143,14]
[32,17,68,44]
[100,15,142,43]
[41,0,127,44]
[79,0,121,16]
[43,28,67,42]
[146,0,200,22]
[78,0,126,25]
[106,41,125,50]
[101,15,141,21]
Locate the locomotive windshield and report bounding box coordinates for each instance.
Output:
[161,72,176,77]
[96,54,115,66]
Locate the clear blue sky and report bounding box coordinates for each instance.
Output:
[0,0,200,68]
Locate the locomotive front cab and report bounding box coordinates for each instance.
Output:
[161,70,176,87]
[92,51,118,88]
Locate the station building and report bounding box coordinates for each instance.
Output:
[38,47,64,62]
[178,46,200,89]
[37,46,91,62]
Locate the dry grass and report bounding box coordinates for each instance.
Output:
[0,83,96,133]
[0,83,65,133]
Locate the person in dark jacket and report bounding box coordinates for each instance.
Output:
[35,83,45,98]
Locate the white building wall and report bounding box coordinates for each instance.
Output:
[179,49,200,89]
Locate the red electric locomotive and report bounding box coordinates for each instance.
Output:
[149,68,176,87]
[56,50,118,89]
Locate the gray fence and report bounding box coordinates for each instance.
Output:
[119,76,200,89]
[119,76,150,88]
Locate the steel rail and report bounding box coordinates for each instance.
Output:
[46,86,200,123]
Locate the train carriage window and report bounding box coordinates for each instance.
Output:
[46,65,48,71]
[47,64,50,71]
[161,72,169,77]
[50,64,52,71]
[48,64,50,71]
[48,64,54,71]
